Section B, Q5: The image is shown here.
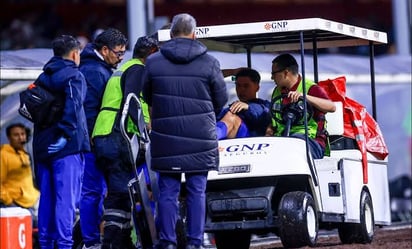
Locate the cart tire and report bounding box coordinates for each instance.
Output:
[278,191,318,248]
[338,190,374,244]
[214,231,251,249]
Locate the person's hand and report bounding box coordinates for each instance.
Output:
[229,101,248,113]
[48,137,67,154]
[265,125,274,136]
[287,91,303,102]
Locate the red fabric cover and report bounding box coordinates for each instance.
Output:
[318,76,389,183]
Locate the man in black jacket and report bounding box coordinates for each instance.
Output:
[143,13,228,249]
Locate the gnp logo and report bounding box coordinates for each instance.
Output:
[220,143,270,157]
[195,27,210,37]
[264,21,288,31]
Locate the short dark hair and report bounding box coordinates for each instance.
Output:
[235,68,261,84]
[132,36,159,58]
[272,53,299,75]
[94,28,128,50]
[52,35,80,57]
[6,123,28,137]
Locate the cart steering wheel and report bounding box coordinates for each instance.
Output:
[271,93,313,126]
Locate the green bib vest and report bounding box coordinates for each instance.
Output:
[271,79,318,139]
[92,58,149,138]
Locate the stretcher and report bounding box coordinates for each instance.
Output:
[119,92,159,249]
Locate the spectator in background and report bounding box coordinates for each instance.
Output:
[79,28,127,249]
[143,13,227,249]
[92,28,104,41]
[1,123,39,211]
[76,35,89,51]
[33,34,89,249]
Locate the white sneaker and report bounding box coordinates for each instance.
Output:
[82,244,101,249]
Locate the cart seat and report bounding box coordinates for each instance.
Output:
[326,101,358,150]
[325,101,344,136]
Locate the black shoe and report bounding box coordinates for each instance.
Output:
[165,245,177,249]
[154,242,177,249]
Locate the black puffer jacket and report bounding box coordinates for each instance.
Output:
[143,38,228,173]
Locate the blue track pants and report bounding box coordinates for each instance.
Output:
[37,153,84,249]
[79,152,106,247]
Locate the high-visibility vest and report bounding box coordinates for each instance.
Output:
[92,58,149,137]
[271,80,318,139]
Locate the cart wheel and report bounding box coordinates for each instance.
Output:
[278,191,318,248]
[214,231,251,249]
[338,190,375,244]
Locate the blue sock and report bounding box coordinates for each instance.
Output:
[236,121,249,138]
[216,121,228,140]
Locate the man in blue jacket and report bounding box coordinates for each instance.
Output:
[33,35,90,249]
[217,68,271,139]
[92,36,158,249]
[143,13,228,249]
[79,28,127,249]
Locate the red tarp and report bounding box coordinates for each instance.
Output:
[318,76,389,183]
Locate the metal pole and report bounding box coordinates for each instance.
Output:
[369,41,377,120]
[127,0,147,50]
[246,47,252,68]
[312,31,319,83]
[146,0,155,35]
[300,31,318,186]
[300,31,307,138]
[392,0,411,55]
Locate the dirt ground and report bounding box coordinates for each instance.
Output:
[252,225,412,249]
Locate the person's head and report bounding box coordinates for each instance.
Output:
[94,28,128,68]
[52,35,81,66]
[132,36,159,61]
[6,123,30,150]
[235,68,261,102]
[271,53,299,88]
[170,13,196,39]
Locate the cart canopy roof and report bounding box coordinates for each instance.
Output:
[158,18,387,53]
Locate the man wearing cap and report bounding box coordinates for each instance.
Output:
[91,36,159,249]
